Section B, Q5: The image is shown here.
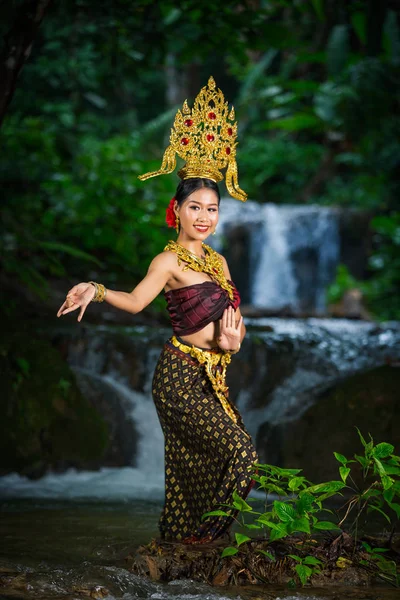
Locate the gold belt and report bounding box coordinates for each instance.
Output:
[170,336,238,424]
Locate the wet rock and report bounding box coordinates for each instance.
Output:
[263,364,400,482]
[0,328,109,478]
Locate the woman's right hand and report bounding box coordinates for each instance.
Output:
[57,282,96,322]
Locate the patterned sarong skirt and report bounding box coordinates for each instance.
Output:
[152,337,259,544]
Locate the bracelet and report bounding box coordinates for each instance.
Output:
[88,281,107,303]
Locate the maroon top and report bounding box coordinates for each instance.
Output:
[164,280,241,336]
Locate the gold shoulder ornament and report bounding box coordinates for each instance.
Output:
[138,76,247,202]
[164,240,235,300]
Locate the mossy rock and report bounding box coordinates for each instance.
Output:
[0,328,109,478]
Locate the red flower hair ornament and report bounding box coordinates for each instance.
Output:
[166,197,177,228]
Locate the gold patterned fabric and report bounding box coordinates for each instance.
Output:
[152,338,259,544]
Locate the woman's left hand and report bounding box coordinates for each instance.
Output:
[217,306,242,352]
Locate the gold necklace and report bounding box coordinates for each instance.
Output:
[164,240,234,300]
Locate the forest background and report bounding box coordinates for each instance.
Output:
[1,0,400,322]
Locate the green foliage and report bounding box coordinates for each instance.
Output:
[360,542,399,586]
[363,212,400,320]
[288,554,323,586]
[1,0,399,319]
[326,264,360,304]
[211,430,400,587]
[1,114,175,303]
[327,213,400,320]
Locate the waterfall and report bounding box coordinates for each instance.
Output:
[0,331,166,501]
[212,199,340,314]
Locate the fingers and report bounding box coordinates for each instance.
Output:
[57,303,79,317]
[77,304,87,322]
[221,306,238,332]
[236,315,243,331]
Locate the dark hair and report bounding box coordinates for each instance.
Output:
[175,177,220,206]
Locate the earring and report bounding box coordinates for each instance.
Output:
[175,214,180,234]
[212,225,217,236]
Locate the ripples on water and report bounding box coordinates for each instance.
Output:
[1,497,398,600]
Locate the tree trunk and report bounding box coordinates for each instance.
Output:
[0,0,53,128]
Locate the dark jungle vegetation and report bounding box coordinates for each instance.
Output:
[1,1,399,319]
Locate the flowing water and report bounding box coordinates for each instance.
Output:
[1,495,398,600]
[211,200,340,313]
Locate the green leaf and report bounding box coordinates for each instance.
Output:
[351,11,367,45]
[334,452,348,465]
[269,523,289,541]
[373,457,386,477]
[221,546,238,558]
[326,24,350,76]
[16,357,30,376]
[235,533,251,547]
[288,476,306,491]
[311,0,324,21]
[367,505,391,524]
[382,466,400,475]
[303,556,323,566]
[373,443,395,459]
[339,466,351,484]
[232,489,253,512]
[297,493,314,515]
[383,488,395,503]
[355,454,368,468]
[306,481,345,495]
[257,549,275,560]
[356,427,368,448]
[274,501,296,523]
[387,501,400,519]
[382,475,395,491]
[263,113,321,132]
[288,554,302,563]
[313,521,341,531]
[201,510,229,520]
[361,541,372,553]
[256,511,273,524]
[291,517,311,534]
[295,564,312,586]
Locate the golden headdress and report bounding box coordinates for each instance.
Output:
[138,76,247,201]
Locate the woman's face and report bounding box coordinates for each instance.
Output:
[175,187,219,241]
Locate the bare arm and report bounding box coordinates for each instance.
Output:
[57,252,174,322]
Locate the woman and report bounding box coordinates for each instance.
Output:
[57,77,258,545]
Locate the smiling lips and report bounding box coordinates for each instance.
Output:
[194,224,209,232]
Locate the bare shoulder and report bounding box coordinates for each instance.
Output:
[148,250,177,273]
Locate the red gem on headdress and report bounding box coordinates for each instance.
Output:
[208,112,216,120]
[206,134,215,142]
[166,197,177,228]
[227,127,233,136]
[226,147,231,155]
[181,137,189,145]
[213,268,218,273]
[184,119,193,127]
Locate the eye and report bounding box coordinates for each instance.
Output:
[189,205,200,210]
[208,208,218,212]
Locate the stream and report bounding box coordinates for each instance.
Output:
[1,482,399,600]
